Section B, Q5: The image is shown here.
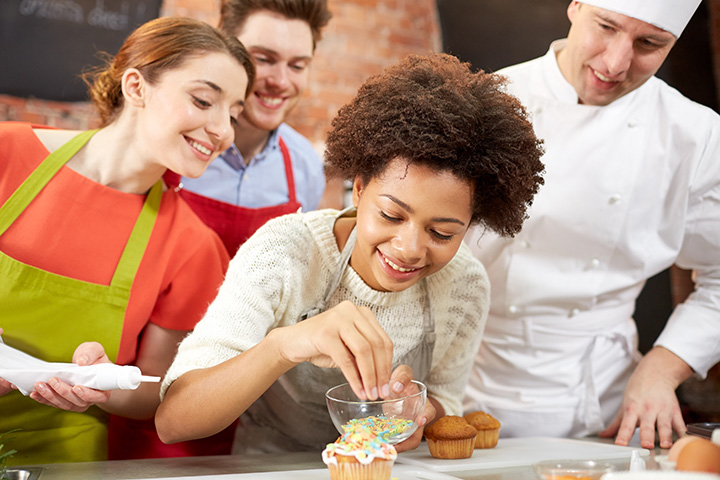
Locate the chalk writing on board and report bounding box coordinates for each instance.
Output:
[0,0,162,100]
[19,0,84,23]
[17,0,150,31]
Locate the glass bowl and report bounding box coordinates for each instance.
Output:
[325,379,427,445]
[533,459,617,480]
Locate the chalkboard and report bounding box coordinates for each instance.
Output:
[0,0,162,102]
[437,0,570,74]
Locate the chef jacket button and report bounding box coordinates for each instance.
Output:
[608,193,622,205]
[590,258,600,268]
[570,308,580,317]
[628,119,638,128]
[508,305,519,314]
[518,240,529,249]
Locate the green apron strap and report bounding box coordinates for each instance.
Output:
[110,180,162,289]
[0,127,162,291]
[0,129,98,236]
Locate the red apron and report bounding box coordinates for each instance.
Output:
[165,137,302,256]
[108,415,237,459]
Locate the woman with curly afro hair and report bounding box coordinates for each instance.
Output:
[157,53,544,455]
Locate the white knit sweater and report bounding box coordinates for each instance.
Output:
[162,209,490,418]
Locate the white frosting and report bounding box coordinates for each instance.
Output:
[321,447,397,466]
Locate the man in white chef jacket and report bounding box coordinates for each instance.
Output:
[464,0,720,450]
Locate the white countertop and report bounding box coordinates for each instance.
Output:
[9,436,664,480]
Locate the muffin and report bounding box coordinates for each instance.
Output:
[322,423,397,480]
[463,411,501,449]
[423,415,477,459]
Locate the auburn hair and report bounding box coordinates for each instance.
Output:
[83,16,255,126]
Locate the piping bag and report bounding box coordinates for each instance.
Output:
[0,339,160,395]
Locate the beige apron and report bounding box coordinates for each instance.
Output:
[233,209,436,453]
[0,130,162,465]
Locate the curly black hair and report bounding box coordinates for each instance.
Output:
[324,53,545,237]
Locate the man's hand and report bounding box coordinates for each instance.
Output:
[598,346,692,449]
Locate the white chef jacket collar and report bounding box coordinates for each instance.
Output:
[544,39,640,109]
[545,40,580,104]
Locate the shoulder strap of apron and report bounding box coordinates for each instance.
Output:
[110,181,162,289]
[0,128,162,290]
[0,129,98,235]
[298,208,356,321]
[278,137,298,204]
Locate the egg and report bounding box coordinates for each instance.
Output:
[668,435,703,462]
[675,437,720,474]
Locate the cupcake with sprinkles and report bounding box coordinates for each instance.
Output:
[322,422,397,480]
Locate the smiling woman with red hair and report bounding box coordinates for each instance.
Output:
[0,16,254,465]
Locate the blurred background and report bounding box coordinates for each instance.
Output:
[1,0,718,424]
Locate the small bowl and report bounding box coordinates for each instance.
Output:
[325,380,427,445]
[533,459,617,480]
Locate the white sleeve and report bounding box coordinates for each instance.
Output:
[655,116,720,378]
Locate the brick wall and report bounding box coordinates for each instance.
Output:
[287,0,441,149]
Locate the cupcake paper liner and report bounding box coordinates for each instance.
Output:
[327,457,393,480]
[473,428,499,449]
[426,437,475,459]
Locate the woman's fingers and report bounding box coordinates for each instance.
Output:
[394,425,423,452]
[277,301,394,401]
[319,332,365,398]
[417,394,436,429]
[389,365,415,394]
[393,397,435,453]
[31,379,89,412]
[341,305,393,399]
[72,341,108,366]
[0,377,16,396]
[30,376,111,413]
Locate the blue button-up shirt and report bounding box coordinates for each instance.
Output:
[181,123,325,210]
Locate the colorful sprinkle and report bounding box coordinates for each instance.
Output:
[322,421,398,466]
[343,415,414,441]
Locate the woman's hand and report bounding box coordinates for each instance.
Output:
[159,304,394,445]
[28,342,111,412]
[0,377,15,396]
[272,300,394,401]
[388,365,437,453]
[0,328,16,396]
